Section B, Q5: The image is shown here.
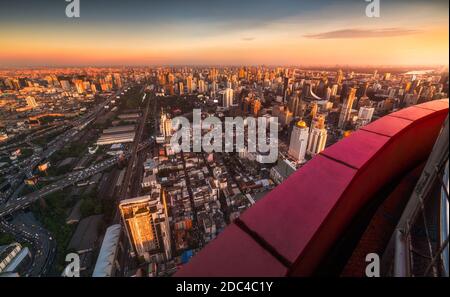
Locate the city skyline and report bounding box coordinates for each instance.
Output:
[0,0,448,67]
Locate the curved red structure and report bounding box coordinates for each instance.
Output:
[175,99,449,277]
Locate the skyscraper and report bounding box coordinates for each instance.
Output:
[222,88,234,108]
[288,120,309,163]
[355,106,375,129]
[307,116,328,156]
[119,191,172,262]
[186,76,193,94]
[119,196,159,259]
[74,79,85,94]
[26,96,38,108]
[338,87,357,129]
[160,113,172,138]
[198,79,206,93]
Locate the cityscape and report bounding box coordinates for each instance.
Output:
[0,0,449,279]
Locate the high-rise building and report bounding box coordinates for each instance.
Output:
[119,191,172,262]
[119,196,157,258]
[60,80,71,91]
[178,82,184,95]
[307,116,328,156]
[198,79,206,93]
[288,93,303,117]
[222,88,234,108]
[336,69,343,84]
[355,106,375,129]
[288,120,309,163]
[74,79,85,94]
[338,87,356,129]
[113,73,123,89]
[160,113,172,138]
[26,96,38,108]
[252,99,262,117]
[186,76,193,94]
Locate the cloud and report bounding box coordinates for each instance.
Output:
[303,28,421,39]
[241,37,255,41]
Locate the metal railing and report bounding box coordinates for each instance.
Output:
[386,115,449,277]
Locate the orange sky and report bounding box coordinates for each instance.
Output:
[0,1,448,67]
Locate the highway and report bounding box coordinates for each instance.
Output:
[0,213,56,276]
[0,88,126,203]
[0,154,128,218]
[0,86,130,276]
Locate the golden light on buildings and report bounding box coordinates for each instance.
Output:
[316,115,326,129]
[343,130,352,138]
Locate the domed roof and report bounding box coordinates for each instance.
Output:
[296,120,307,128]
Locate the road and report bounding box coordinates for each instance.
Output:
[0,154,128,218]
[0,213,56,276]
[0,88,126,203]
[0,86,130,276]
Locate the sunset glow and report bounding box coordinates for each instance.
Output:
[0,0,448,67]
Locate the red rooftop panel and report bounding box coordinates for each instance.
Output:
[414,98,449,111]
[388,106,439,121]
[176,99,448,277]
[321,130,390,169]
[360,116,412,137]
[175,224,288,277]
[239,155,357,266]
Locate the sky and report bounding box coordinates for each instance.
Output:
[0,0,448,67]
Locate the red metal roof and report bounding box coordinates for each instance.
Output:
[175,99,449,277]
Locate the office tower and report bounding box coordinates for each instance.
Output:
[178,82,184,95]
[336,69,343,84]
[330,84,338,97]
[355,106,375,129]
[60,80,71,91]
[357,106,375,126]
[119,196,158,259]
[160,113,172,138]
[198,79,206,93]
[186,76,193,94]
[356,82,368,99]
[167,73,175,84]
[119,193,172,261]
[288,93,303,118]
[288,120,309,163]
[252,98,261,117]
[26,96,38,108]
[113,73,123,88]
[283,76,290,102]
[310,102,318,119]
[338,87,356,129]
[210,81,218,97]
[209,68,218,81]
[238,67,245,79]
[74,79,85,94]
[325,87,332,100]
[307,116,327,156]
[222,88,234,108]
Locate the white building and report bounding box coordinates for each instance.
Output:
[307,117,328,156]
[160,113,172,138]
[357,106,375,127]
[288,120,309,163]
